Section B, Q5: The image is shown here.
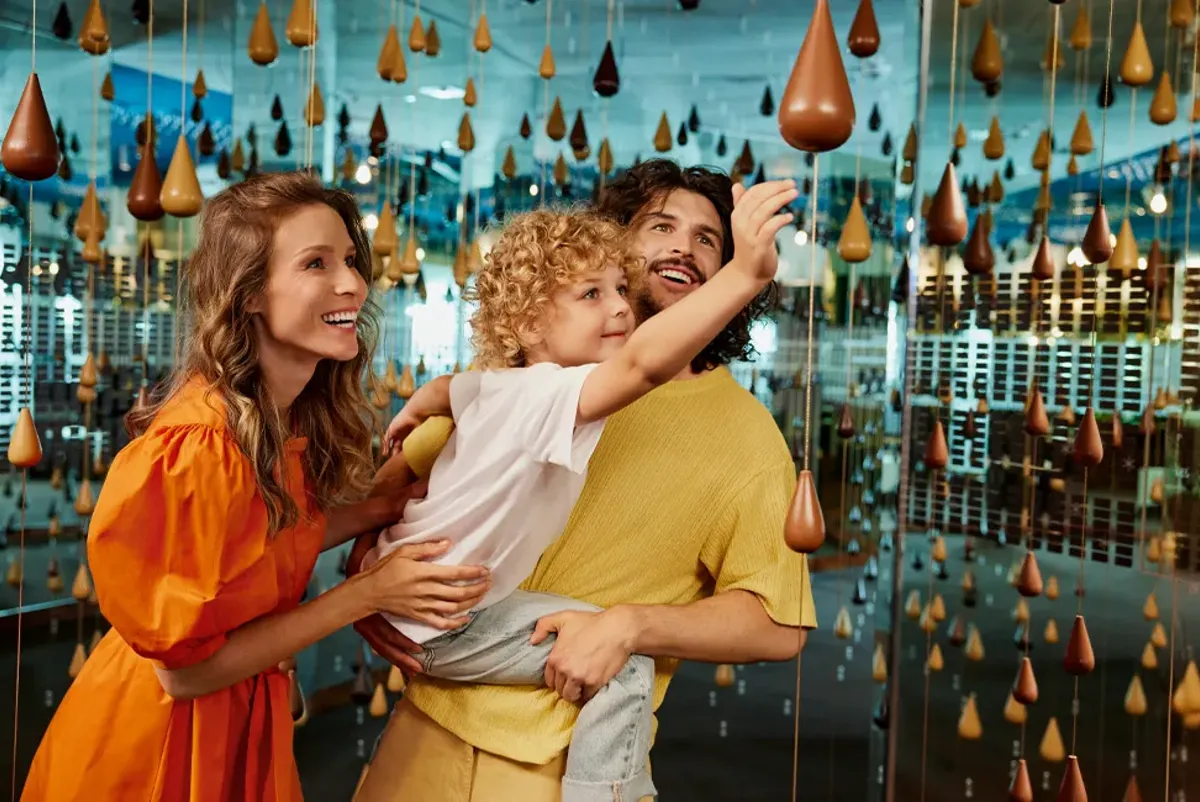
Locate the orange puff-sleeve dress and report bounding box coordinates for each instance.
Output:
[22,381,326,801]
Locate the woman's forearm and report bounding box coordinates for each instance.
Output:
[323,496,397,551]
[155,573,375,699]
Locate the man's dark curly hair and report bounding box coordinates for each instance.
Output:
[593,159,778,374]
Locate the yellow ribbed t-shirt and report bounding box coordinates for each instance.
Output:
[403,366,818,765]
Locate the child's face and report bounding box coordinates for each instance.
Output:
[526,265,634,367]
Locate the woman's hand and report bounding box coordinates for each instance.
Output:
[361,540,491,630]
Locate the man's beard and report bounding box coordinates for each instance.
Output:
[636,256,703,322]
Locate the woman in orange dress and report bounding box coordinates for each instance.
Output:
[21,172,491,801]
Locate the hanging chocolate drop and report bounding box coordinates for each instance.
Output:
[925,416,949,470]
[1013,657,1039,705]
[126,144,164,221]
[783,470,825,554]
[1081,200,1113,264]
[837,403,856,439]
[1064,615,1096,675]
[1010,759,1034,802]
[847,0,880,58]
[52,2,72,40]
[519,113,533,140]
[369,105,388,144]
[1097,72,1116,108]
[248,1,279,66]
[971,20,1003,83]
[759,85,775,117]
[274,121,292,157]
[1073,408,1104,467]
[927,163,967,246]
[962,217,994,275]
[778,0,856,153]
[1058,756,1087,802]
[593,41,620,98]
[1031,236,1054,281]
[2,74,61,181]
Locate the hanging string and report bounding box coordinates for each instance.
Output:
[139,0,155,377]
[10,0,39,793]
[305,0,318,170]
[540,0,553,202]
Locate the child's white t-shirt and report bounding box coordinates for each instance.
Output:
[368,362,606,644]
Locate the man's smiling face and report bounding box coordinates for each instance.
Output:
[631,189,726,317]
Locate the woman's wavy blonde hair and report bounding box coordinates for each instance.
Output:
[466,209,643,369]
[126,171,379,535]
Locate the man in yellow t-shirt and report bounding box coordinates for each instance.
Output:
[351,160,818,802]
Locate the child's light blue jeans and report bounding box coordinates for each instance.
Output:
[417,590,658,802]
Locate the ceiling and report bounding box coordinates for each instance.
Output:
[0,0,1194,242]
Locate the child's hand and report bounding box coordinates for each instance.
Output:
[728,179,798,285]
[385,408,423,454]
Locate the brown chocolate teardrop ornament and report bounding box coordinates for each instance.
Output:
[2,74,60,181]
[962,216,994,276]
[778,0,856,153]
[847,0,880,59]
[1081,200,1113,264]
[837,403,855,439]
[1013,657,1039,705]
[377,25,400,80]
[924,416,949,470]
[1010,759,1034,802]
[474,13,492,52]
[457,113,475,153]
[547,98,567,142]
[1058,756,1087,802]
[784,469,825,553]
[1017,551,1043,597]
[927,163,967,246]
[1064,615,1096,675]
[1073,408,1104,467]
[1025,388,1050,436]
[8,407,42,468]
[1170,0,1195,28]
[1031,236,1054,281]
[126,144,164,221]
[1069,3,1092,50]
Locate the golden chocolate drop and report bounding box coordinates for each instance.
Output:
[715,663,735,687]
[1143,592,1159,621]
[74,477,96,516]
[983,116,1005,160]
[1120,21,1154,87]
[1040,716,1065,762]
[924,416,949,470]
[8,407,42,468]
[68,642,87,678]
[1125,674,1147,716]
[1004,694,1028,725]
[837,196,872,263]
[872,645,887,682]
[971,20,1003,83]
[653,112,672,153]
[368,682,389,717]
[248,1,279,66]
[1016,551,1043,597]
[957,695,982,739]
[1024,388,1050,436]
[538,44,556,79]
[834,606,853,639]
[1110,217,1138,272]
[160,135,204,218]
[1070,111,1094,155]
[285,0,317,47]
[927,643,944,671]
[1149,72,1178,125]
[1058,756,1087,802]
[474,13,492,52]
[387,664,406,693]
[1069,3,1092,50]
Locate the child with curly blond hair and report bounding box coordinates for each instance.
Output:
[364,184,795,802]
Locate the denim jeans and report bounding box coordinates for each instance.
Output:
[418,590,658,802]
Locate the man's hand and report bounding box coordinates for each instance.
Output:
[346,531,425,676]
[531,608,637,703]
[728,179,796,284]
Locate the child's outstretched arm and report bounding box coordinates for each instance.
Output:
[386,374,453,450]
[576,180,798,424]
